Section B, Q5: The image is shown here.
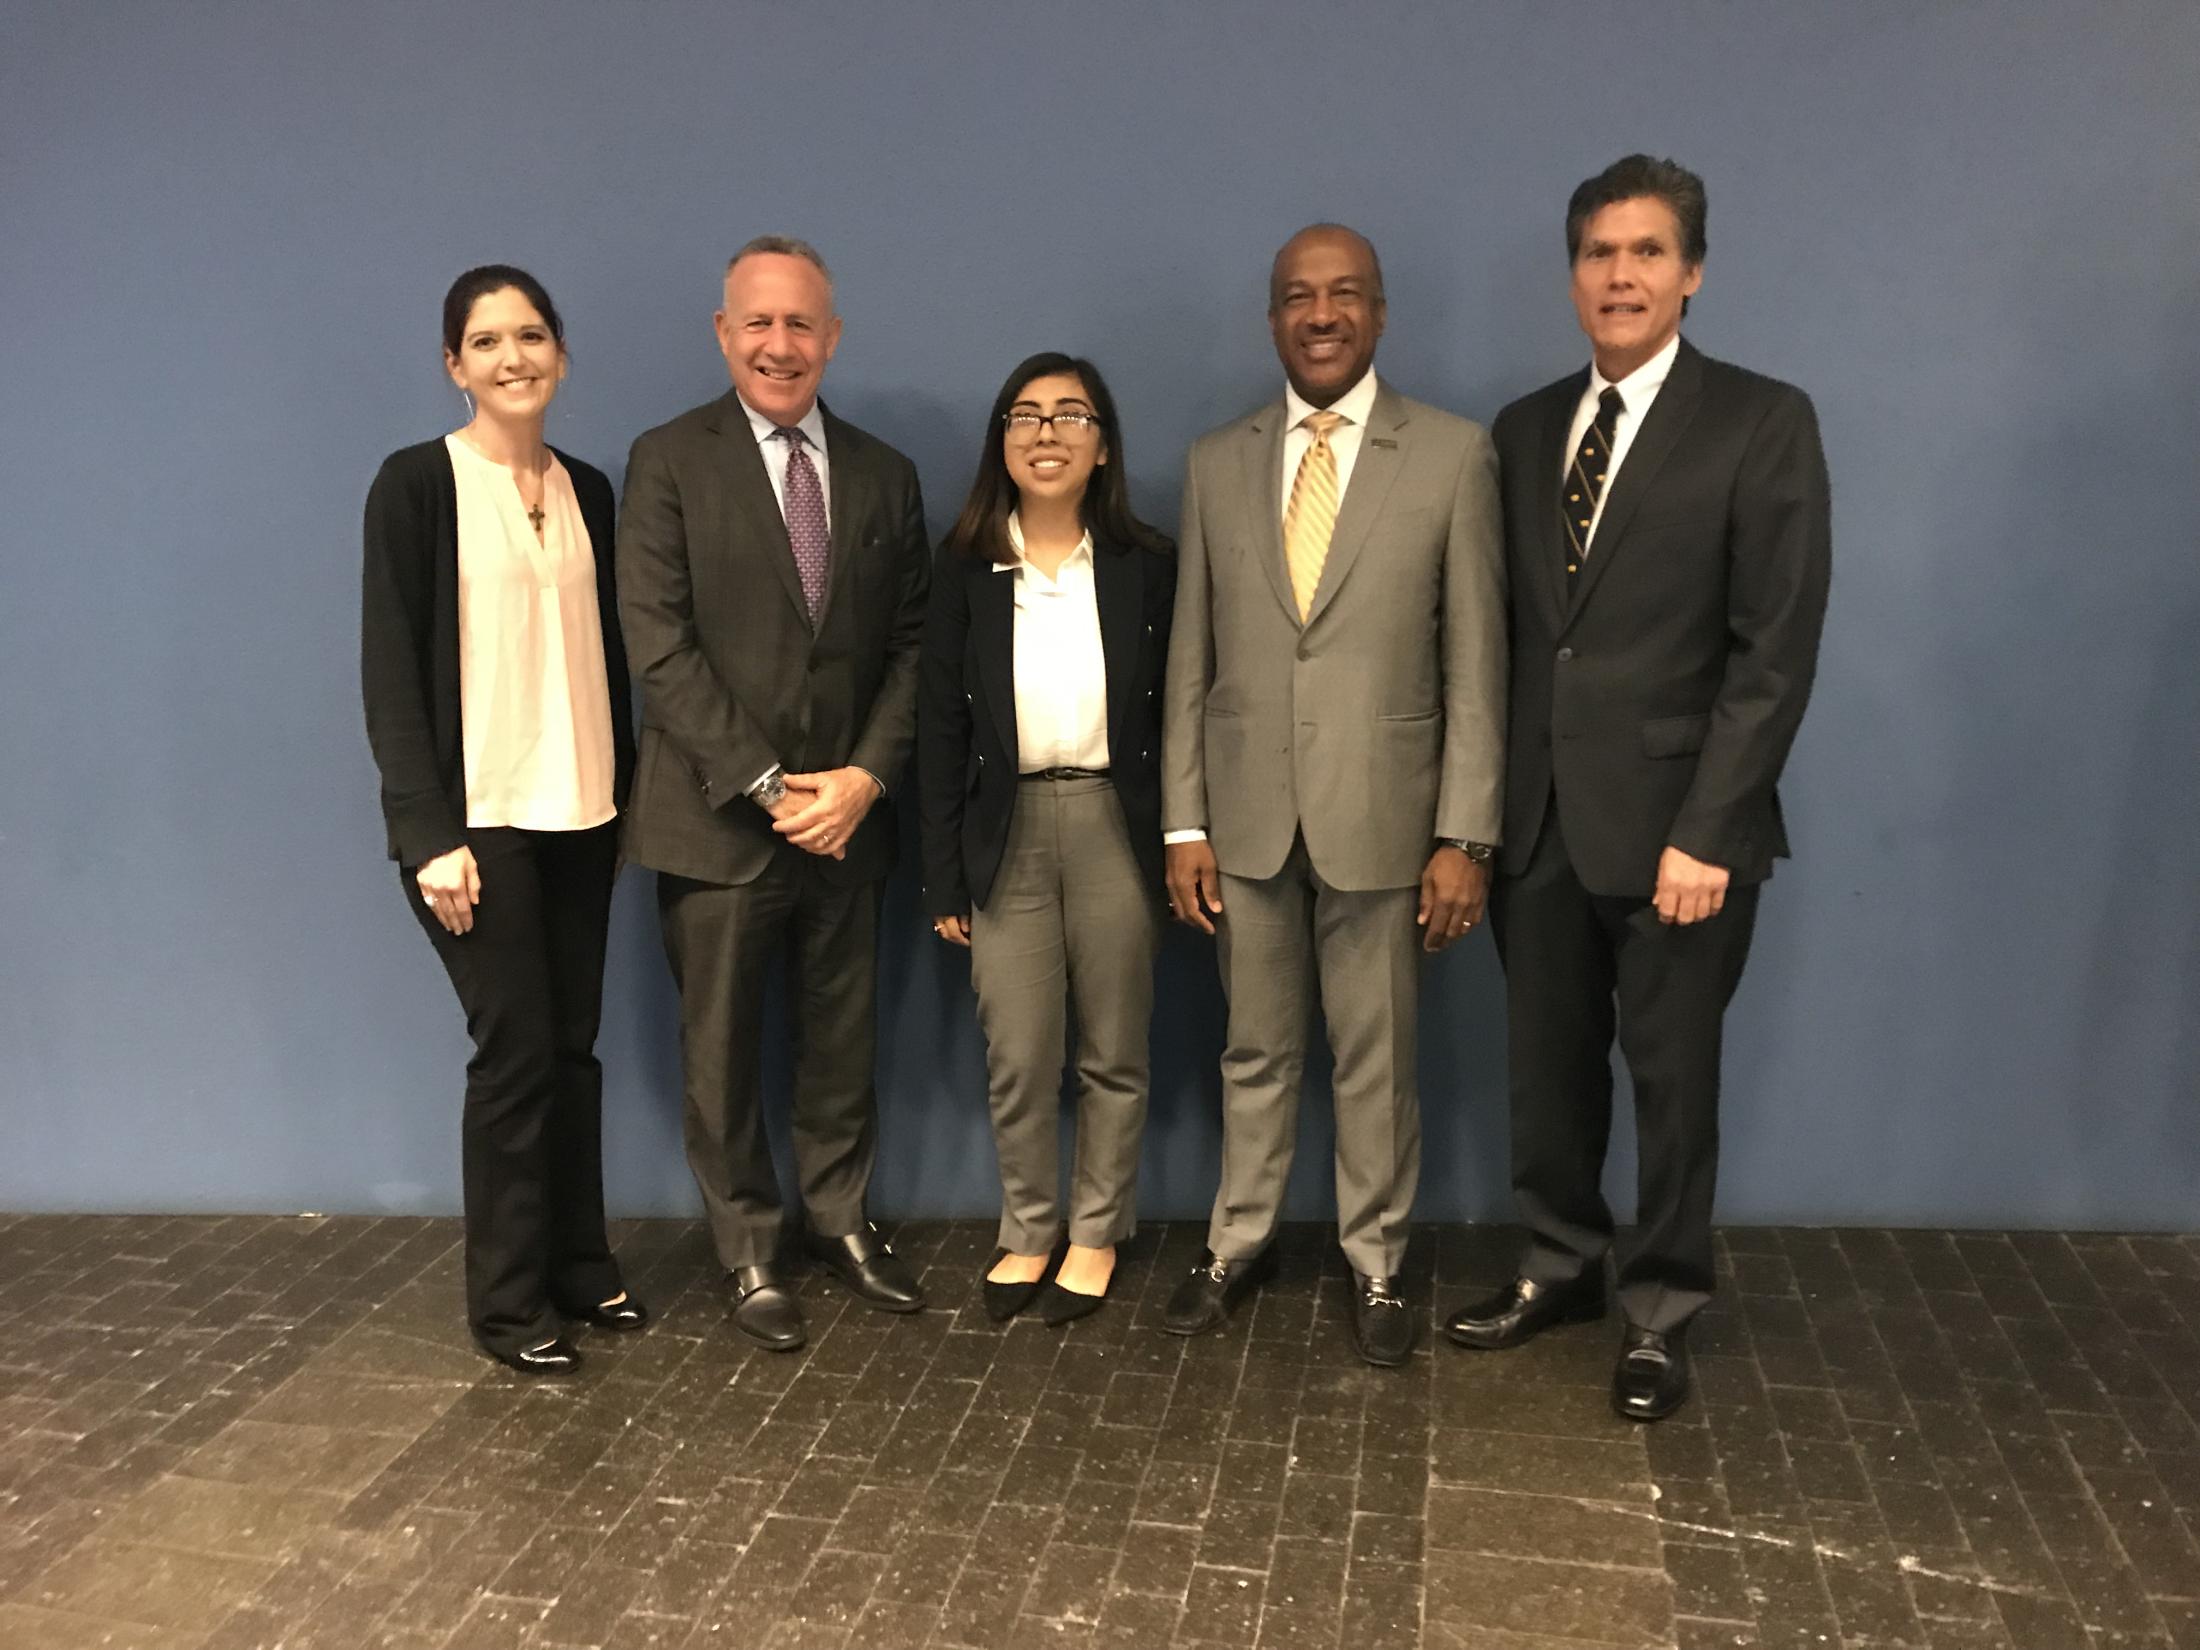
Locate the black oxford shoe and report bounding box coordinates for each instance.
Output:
[1444,1272,1606,1351]
[1612,1325,1691,1422]
[730,1265,806,1352]
[809,1224,926,1312]
[1162,1247,1277,1336]
[492,1337,581,1376]
[1349,1272,1416,1367]
[563,1291,649,1333]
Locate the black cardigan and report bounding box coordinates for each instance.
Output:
[361,438,635,866]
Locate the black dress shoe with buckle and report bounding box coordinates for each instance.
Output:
[1612,1325,1691,1422]
[1444,1272,1607,1351]
[729,1265,806,1352]
[492,1336,582,1376]
[1349,1272,1416,1367]
[1162,1247,1277,1336]
[809,1224,926,1312]
[561,1291,650,1333]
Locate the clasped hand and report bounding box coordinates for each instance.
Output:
[767,768,880,859]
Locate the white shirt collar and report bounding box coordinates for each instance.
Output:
[1284,366,1380,432]
[997,510,1095,571]
[1589,333,1682,408]
[737,392,828,452]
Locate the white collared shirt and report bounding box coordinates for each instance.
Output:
[1563,332,1680,554]
[998,513,1109,772]
[738,393,832,530]
[1280,366,1381,520]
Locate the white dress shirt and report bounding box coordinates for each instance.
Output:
[1563,332,1681,555]
[1165,369,1385,847]
[1280,366,1381,520]
[737,393,832,530]
[998,513,1109,772]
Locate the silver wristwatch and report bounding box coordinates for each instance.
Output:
[750,766,789,808]
[1439,838,1495,863]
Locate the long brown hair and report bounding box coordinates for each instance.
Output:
[943,352,1173,564]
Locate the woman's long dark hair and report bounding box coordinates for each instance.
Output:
[943,352,1173,563]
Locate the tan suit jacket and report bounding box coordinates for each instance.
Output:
[1162,380,1506,889]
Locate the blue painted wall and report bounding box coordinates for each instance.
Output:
[3,2,2194,1230]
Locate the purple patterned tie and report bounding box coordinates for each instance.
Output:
[776,426,830,624]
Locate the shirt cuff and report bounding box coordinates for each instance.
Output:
[1163,829,1208,845]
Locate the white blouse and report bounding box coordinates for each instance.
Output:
[999,513,1110,773]
[447,433,616,831]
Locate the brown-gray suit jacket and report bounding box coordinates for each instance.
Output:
[1162,380,1506,890]
[617,392,929,887]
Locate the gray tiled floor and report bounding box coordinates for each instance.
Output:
[1,1215,2196,1649]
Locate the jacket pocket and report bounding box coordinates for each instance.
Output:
[1642,713,1711,758]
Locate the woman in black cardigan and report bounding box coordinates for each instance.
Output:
[919,353,1174,1324]
[361,265,643,1373]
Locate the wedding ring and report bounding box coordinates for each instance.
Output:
[422,893,437,908]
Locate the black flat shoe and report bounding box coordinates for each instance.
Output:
[564,1291,649,1333]
[982,1248,1055,1322]
[491,1337,581,1376]
[1037,1278,1107,1327]
[1612,1325,1692,1422]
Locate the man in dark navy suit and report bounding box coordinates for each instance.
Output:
[1445,157,1831,1420]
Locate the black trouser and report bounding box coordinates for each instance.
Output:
[657,852,883,1270]
[1490,803,1760,1334]
[405,822,623,1355]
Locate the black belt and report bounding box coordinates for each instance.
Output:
[1018,766,1112,782]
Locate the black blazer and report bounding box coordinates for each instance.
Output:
[616,393,929,888]
[1493,339,1831,896]
[918,534,1175,917]
[361,439,634,867]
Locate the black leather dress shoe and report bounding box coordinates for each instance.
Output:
[730,1265,806,1352]
[562,1291,650,1333]
[982,1249,1055,1322]
[1612,1325,1691,1422]
[492,1337,581,1376]
[809,1224,926,1312]
[1349,1273,1416,1367]
[1162,1247,1277,1336]
[1444,1272,1606,1351]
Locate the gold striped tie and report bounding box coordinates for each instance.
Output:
[1285,410,1346,620]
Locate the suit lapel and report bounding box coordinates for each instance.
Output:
[1565,341,1704,626]
[818,403,865,634]
[968,557,1018,766]
[1303,382,1405,628]
[1240,404,1299,625]
[1093,539,1141,757]
[709,393,809,626]
[1531,371,1588,633]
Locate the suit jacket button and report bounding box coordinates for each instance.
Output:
[1557,647,1574,662]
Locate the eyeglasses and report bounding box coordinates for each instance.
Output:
[1002,410,1101,439]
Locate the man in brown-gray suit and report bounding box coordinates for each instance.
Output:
[1160,225,1507,1365]
[619,237,930,1351]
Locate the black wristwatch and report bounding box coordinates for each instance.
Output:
[1438,838,1495,863]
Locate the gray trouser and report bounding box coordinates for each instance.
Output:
[1211,833,1423,1279]
[969,776,1161,1252]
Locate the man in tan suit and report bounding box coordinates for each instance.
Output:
[1161,224,1506,1365]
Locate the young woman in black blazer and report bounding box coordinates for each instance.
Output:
[361,265,643,1373]
[918,353,1174,1324]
